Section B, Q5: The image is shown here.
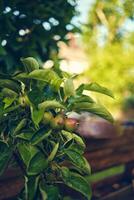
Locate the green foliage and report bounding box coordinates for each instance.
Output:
[0,57,113,199]
[21,57,40,73]
[84,45,134,112]
[84,0,134,44]
[25,176,40,200]
[83,0,134,113]
[0,0,78,74]
[122,95,134,111]
[64,79,75,97]
[39,182,59,200]
[61,167,92,200]
[72,102,113,122]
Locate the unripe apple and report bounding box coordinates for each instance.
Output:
[43,112,53,125]
[64,118,78,132]
[50,114,64,129]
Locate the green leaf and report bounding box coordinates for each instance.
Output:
[73,102,114,122]
[25,176,40,200]
[17,143,38,166]
[62,71,72,78]
[31,107,44,126]
[46,185,59,200]
[64,149,91,175]
[16,131,34,141]
[85,83,114,98]
[61,130,73,141]
[39,182,59,200]
[27,151,48,175]
[64,79,75,97]
[28,69,52,81]
[38,100,65,111]
[3,96,16,108]
[31,128,51,145]
[48,143,59,162]
[61,167,92,200]
[2,105,20,116]
[0,141,12,176]
[72,133,86,149]
[1,88,17,98]
[14,72,29,80]
[39,182,47,200]
[62,130,85,149]
[18,143,48,175]
[14,118,27,135]
[51,77,63,91]
[68,95,94,105]
[0,79,21,93]
[76,84,85,95]
[67,143,84,155]
[28,69,62,90]
[76,82,114,98]
[27,87,45,105]
[21,57,39,73]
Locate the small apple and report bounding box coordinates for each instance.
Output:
[43,112,53,125]
[64,118,78,132]
[51,114,64,129]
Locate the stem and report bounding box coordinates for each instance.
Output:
[56,152,65,158]
[59,132,65,142]
[58,90,62,101]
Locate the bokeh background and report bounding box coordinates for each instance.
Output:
[67,0,134,118]
[0,1,134,200]
[0,0,134,119]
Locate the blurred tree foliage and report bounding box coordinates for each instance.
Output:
[83,0,134,113]
[0,0,78,74]
[123,95,134,111]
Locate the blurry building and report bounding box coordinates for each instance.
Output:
[59,33,89,74]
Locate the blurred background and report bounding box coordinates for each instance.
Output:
[62,0,134,119]
[0,0,134,119]
[0,1,134,199]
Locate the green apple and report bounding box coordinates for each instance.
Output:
[43,112,53,125]
[50,114,64,129]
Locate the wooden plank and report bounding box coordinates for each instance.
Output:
[86,143,134,160]
[0,167,22,181]
[86,129,134,152]
[86,137,134,152]
[100,185,134,200]
[0,177,24,200]
[0,128,133,199]
[86,149,134,172]
[92,173,124,189]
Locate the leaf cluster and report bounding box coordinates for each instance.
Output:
[0,0,78,74]
[0,57,114,199]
